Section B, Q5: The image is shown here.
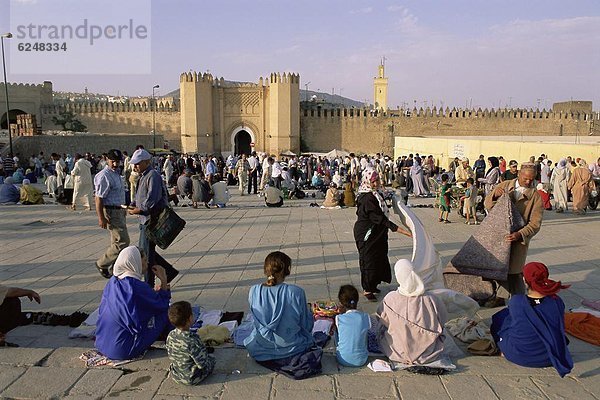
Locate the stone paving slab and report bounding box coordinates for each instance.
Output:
[0,193,599,399]
[1,365,85,399]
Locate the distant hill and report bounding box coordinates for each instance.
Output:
[164,87,365,108]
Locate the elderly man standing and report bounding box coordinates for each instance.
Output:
[484,163,543,295]
[128,148,179,286]
[70,154,93,211]
[94,149,130,278]
[454,157,474,187]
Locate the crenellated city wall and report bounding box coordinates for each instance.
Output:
[300,106,597,155]
[40,104,181,149]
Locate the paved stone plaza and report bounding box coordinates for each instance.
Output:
[0,193,599,399]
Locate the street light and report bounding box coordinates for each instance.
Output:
[152,84,159,149]
[304,81,310,102]
[1,32,13,156]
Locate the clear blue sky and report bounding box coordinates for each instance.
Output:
[1,0,599,110]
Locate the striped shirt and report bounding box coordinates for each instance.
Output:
[93,166,125,206]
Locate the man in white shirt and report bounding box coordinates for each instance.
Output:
[247,151,260,195]
[260,155,271,191]
[270,157,283,189]
[540,160,552,190]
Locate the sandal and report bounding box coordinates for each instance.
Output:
[95,264,112,279]
[363,292,377,302]
[444,220,451,224]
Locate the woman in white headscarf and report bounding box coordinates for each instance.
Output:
[377,259,447,369]
[354,168,411,301]
[550,159,569,213]
[95,246,172,360]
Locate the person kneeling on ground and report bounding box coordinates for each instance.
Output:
[166,301,215,385]
[244,251,321,379]
[0,284,41,344]
[377,260,448,374]
[490,262,573,377]
[95,246,172,360]
[264,185,284,207]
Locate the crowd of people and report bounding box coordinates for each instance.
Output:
[2,145,597,384]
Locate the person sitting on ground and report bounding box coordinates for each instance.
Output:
[19,179,44,205]
[490,262,573,377]
[332,171,343,188]
[335,285,370,367]
[166,301,215,385]
[311,172,324,189]
[377,260,448,374]
[191,174,212,209]
[210,174,230,208]
[11,168,24,184]
[322,182,340,207]
[264,184,284,207]
[343,180,356,207]
[24,168,37,184]
[0,177,20,205]
[95,246,172,360]
[244,251,315,366]
[0,283,41,341]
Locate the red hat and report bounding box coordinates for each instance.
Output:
[523,262,570,296]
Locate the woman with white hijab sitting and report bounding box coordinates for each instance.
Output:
[377,260,449,374]
[95,246,172,360]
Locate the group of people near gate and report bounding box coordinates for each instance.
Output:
[3,145,596,383]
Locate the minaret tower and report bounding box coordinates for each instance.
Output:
[373,58,388,111]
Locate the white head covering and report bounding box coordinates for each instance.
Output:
[113,246,144,281]
[22,179,31,185]
[394,259,425,297]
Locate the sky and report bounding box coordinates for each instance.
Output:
[1,0,599,110]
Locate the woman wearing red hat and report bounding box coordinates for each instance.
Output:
[490,262,573,377]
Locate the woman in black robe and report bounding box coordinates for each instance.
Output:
[354,168,411,301]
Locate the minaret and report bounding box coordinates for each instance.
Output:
[373,58,388,111]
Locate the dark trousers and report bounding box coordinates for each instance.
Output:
[248,170,258,194]
[0,297,22,333]
[139,224,178,287]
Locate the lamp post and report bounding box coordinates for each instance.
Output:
[304,81,310,102]
[152,84,159,149]
[1,32,13,156]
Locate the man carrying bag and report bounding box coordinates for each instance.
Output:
[128,149,180,286]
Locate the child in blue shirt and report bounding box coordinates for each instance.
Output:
[335,285,371,367]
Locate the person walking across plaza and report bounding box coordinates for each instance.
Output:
[235,153,250,195]
[247,151,259,195]
[128,148,179,287]
[484,162,544,295]
[70,153,93,211]
[94,149,130,279]
[354,168,411,301]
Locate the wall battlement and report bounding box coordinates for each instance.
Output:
[268,72,299,85]
[41,100,179,114]
[301,106,599,121]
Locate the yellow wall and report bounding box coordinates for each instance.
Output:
[394,136,600,168]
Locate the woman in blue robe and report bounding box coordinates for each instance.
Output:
[244,251,314,362]
[95,246,172,360]
[491,262,573,377]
